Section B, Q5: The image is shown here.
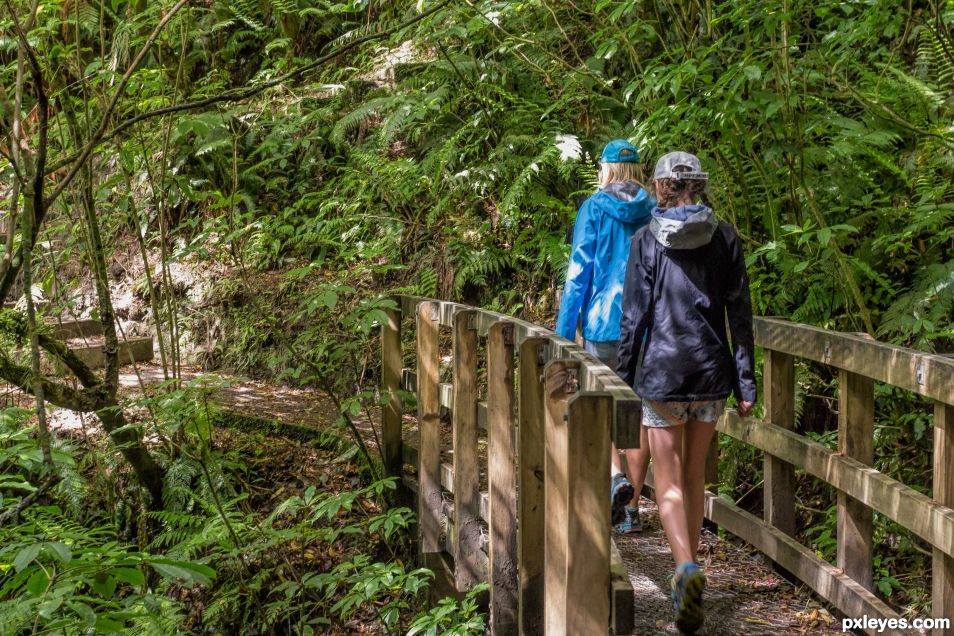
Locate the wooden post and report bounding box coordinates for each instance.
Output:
[543,359,578,636]
[566,392,612,635]
[837,369,874,591]
[416,301,441,555]
[488,321,517,635]
[764,350,796,537]
[381,307,403,478]
[933,401,954,636]
[518,336,547,635]
[453,310,481,590]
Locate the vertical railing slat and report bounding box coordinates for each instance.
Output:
[518,336,547,634]
[381,307,403,478]
[488,322,517,634]
[416,301,441,554]
[933,401,954,635]
[543,359,577,635]
[837,369,874,591]
[764,350,796,537]
[565,392,611,634]
[453,310,481,590]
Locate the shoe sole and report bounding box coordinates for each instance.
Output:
[675,571,706,634]
[611,482,634,526]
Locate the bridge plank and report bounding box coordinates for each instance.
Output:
[934,402,954,635]
[453,310,482,591]
[837,370,874,591]
[566,392,611,635]
[416,302,442,555]
[518,337,547,635]
[487,322,518,635]
[718,412,954,559]
[755,317,954,406]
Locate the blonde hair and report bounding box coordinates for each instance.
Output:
[599,161,646,189]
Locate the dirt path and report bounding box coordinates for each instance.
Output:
[618,497,841,634]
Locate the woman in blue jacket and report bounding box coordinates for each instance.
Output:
[555,139,654,534]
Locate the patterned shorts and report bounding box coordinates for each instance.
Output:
[642,399,726,428]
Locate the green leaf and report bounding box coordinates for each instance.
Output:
[92,573,117,597]
[94,616,124,633]
[46,541,72,564]
[14,544,41,572]
[150,559,216,587]
[27,569,49,596]
[112,567,145,588]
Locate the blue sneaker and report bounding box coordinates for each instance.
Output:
[671,561,706,634]
[610,473,634,526]
[615,505,642,534]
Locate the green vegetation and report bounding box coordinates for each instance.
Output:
[0,0,951,630]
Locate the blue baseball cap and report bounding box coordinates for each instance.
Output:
[600,139,640,163]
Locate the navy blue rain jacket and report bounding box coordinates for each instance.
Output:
[555,182,654,342]
[615,204,757,403]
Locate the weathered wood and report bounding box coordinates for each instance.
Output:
[565,392,611,635]
[703,491,905,636]
[416,301,441,554]
[452,310,481,591]
[402,444,490,519]
[755,317,954,405]
[543,359,577,636]
[934,402,954,635]
[487,321,518,635]
[610,541,635,635]
[718,412,954,559]
[764,350,796,537]
[397,295,640,447]
[381,307,403,477]
[518,336,547,635]
[838,370,874,591]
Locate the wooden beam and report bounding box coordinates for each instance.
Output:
[416,301,441,555]
[838,370,874,591]
[487,321,518,635]
[764,350,796,538]
[703,492,905,636]
[518,337,547,635]
[934,402,954,635]
[565,392,611,635]
[718,413,954,558]
[755,317,954,405]
[453,310,481,591]
[381,307,403,477]
[543,360,577,636]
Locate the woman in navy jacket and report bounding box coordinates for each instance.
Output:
[616,151,756,634]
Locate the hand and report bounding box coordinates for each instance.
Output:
[738,401,754,418]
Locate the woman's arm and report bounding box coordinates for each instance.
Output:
[724,226,757,406]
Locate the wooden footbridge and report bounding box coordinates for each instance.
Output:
[379,295,954,635]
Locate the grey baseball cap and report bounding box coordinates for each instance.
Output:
[652,151,709,180]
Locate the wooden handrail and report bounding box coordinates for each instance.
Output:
[382,296,954,636]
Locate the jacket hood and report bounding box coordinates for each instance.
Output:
[592,182,653,224]
[649,204,718,249]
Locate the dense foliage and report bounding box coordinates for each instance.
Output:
[0,0,952,630]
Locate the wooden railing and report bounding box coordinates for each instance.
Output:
[381,296,640,635]
[380,297,954,636]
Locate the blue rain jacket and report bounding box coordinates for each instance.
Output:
[555,182,654,342]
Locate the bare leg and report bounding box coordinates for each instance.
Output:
[622,425,650,505]
[682,420,717,559]
[647,424,693,565]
